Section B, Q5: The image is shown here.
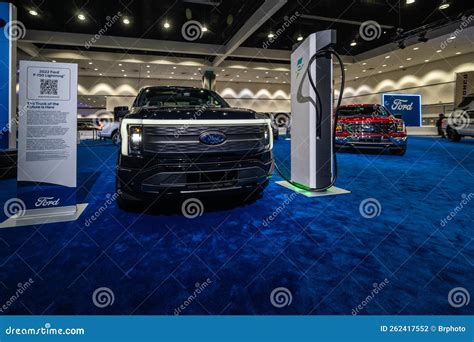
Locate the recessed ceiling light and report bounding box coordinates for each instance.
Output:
[344,68,347,71]
[94,68,98,71]
[268,33,275,38]
[123,18,130,25]
[146,65,150,68]
[362,62,367,65]
[123,74,127,77]
[202,26,208,32]
[297,35,303,41]
[439,1,450,10]
[169,76,172,78]
[266,81,269,83]
[173,66,176,69]
[265,71,269,74]
[350,41,357,47]
[118,63,122,66]
[256,76,259,78]
[436,49,442,53]
[77,13,86,21]
[236,75,240,77]
[121,69,125,72]
[147,75,150,78]
[193,73,197,76]
[275,77,278,79]
[216,74,219,77]
[455,51,461,55]
[99,73,103,76]
[52,60,56,63]
[362,69,366,72]
[248,80,251,82]
[406,0,415,4]
[147,70,150,73]
[399,66,404,68]
[88,62,93,65]
[29,9,38,16]
[406,57,412,61]
[163,21,170,29]
[378,71,382,73]
[221,69,225,72]
[355,76,359,79]
[424,59,429,62]
[244,70,247,73]
[285,72,288,75]
[385,55,390,59]
[171,72,174,75]
[413,47,419,50]
[191,77,195,79]
[382,64,387,67]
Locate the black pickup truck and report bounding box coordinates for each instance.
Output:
[116,86,274,208]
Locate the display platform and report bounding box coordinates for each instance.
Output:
[0,149,17,179]
[276,181,351,197]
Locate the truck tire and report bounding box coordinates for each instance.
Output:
[446,126,461,142]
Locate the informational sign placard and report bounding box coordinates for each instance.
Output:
[17,61,78,214]
[382,93,422,127]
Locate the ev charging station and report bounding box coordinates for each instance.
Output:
[276,30,350,197]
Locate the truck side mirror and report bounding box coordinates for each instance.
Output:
[114,106,129,121]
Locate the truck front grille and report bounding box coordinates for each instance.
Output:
[142,125,267,155]
[346,122,395,134]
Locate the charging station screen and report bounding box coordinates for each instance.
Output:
[382,93,422,127]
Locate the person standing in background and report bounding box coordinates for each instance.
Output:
[436,113,446,138]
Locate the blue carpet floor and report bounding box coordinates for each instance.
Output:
[0,137,473,315]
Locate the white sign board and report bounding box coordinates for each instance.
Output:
[18,61,77,188]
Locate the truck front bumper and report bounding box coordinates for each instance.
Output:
[335,135,407,150]
[117,151,274,200]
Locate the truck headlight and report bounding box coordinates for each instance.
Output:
[129,126,142,153]
[263,125,271,148]
[336,123,344,133]
[396,121,405,132]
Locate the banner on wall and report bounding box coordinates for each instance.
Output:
[16,61,79,219]
[454,71,474,108]
[382,93,422,127]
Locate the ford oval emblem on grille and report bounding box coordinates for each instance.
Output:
[199,131,227,145]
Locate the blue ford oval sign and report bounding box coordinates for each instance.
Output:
[199,131,227,145]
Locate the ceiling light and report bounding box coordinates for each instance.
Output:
[382,64,387,67]
[362,62,367,65]
[29,9,38,16]
[455,51,461,55]
[350,40,357,47]
[202,26,208,32]
[385,55,390,59]
[171,72,174,75]
[221,69,225,72]
[244,70,247,73]
[163,21,170,29]
[193,73,197,76]
[123,74,127,77]
[121,69,125,72]
[77,13,86,21]
[88,62,93,65]
[399,66,404,68]
[268,33,275,38]
[256,76,259,78]
[169,76,172,78]
[118,63,122,66]
[378,71,382,73]
[147,75,150,78]
[424,59,429,62]
[297,35,303,41]
[216,74,219,77]
[94,68,98,71]
[236,75,240,77]
[123,18,130,25]
[406,57,412,61]
[146,65,150,68]
[173,66,176,69]
[265,71,269,74]
[413,47,419,50]
[436,49,442,53]
[362,69,366,72]
[52,60,56,63]
[355,76,359,79]
[99,73,103,76]
[191,77,194,79]
[406,0,415,3]
[147,70,150,73]
[438,0,450,10]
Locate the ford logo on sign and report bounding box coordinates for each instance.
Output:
[199,131,226,145]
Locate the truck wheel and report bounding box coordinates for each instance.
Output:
[446,127,461,142]
[112,130,120,145]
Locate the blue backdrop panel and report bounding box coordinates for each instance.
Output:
[0,3,13,149]
[382,93,422,127]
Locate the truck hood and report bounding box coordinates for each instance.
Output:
[125,107,268,120]
[337,115,398,123]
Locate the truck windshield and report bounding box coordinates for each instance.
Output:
[135,88,229,108]
[338,106,390,117]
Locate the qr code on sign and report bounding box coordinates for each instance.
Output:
[40,79,58,95]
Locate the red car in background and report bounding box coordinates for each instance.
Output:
[335,104,407,155]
